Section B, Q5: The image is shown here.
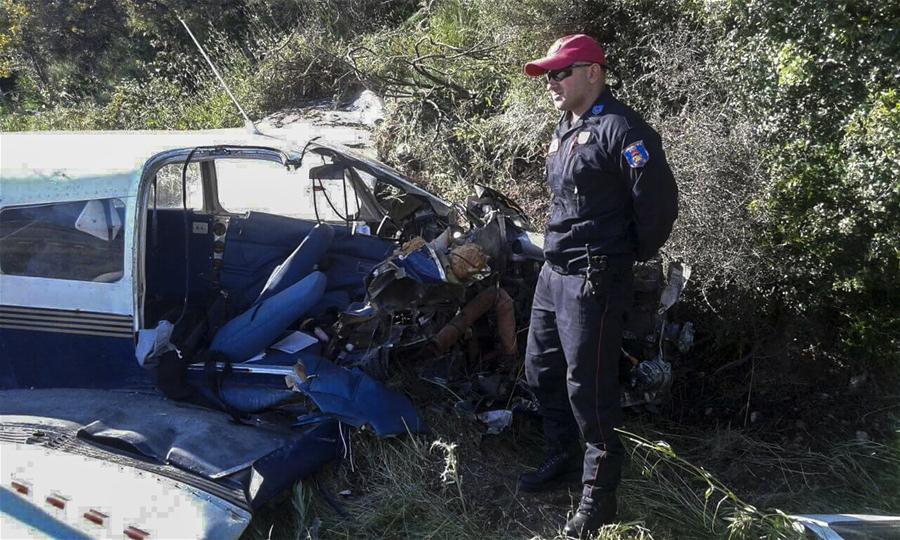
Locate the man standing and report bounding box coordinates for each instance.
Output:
[519,35,678,537]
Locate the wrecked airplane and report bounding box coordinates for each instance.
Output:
[0,129,690,537]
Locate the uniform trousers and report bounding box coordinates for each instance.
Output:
[524,259,633,497]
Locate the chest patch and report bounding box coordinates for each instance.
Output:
[623,140,650,168]
[576,131,592,145]
[548,138,559,154]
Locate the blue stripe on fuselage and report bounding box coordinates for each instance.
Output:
[0,328,150,389]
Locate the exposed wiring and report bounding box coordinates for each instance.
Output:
[338,420,347,458]
[338,421,356,473]
[303,139,324,225]
[348,428,356,472]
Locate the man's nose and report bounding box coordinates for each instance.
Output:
[546,79,559,91]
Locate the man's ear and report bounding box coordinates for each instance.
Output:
[589,63,606,83]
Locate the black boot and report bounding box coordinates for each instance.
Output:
[518,446,579,492]
[562,492,617,538]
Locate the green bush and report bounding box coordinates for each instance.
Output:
[716,0,899,365]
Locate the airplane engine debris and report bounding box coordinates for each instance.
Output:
[621,259,692,409]
[328,185,540,384]
[659,262,691,315]
[633,357,674,397]
[448,243,490,281]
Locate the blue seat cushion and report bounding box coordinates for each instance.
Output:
[255,223,334,305]
[287,354,427,437]
[307,290,352,318]
[323,253,382,291]
[329,232,394,261]
[211,272,327,362]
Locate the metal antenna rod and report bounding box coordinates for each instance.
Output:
[176,15,259,133]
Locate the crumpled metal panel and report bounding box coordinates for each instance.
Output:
[793,514,900,540]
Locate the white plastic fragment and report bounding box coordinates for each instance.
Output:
[658,262,691,315]
[272,331,318,354]
[476,410,513,435]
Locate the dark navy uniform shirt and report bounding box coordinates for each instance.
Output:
[544,88,678,269]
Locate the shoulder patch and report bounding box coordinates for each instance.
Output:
[623,140,650,168]
[576,131,592,145]
[548,138,559,154]
[591,104,605,115]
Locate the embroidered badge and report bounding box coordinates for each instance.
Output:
[548,138,559,154]
[623,140,650,168]
[576,131,592,145]
[591,104,605,115]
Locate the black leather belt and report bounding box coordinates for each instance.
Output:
[548,251,634,276]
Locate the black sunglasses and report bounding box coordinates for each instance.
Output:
[545,63,596,82]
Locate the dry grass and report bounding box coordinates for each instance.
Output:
[241,407,899,540]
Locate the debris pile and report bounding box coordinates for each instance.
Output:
[138,183,691,440]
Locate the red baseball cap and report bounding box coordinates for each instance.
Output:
[524,34,607,77]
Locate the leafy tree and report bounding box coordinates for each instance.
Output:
[714,0,899,363]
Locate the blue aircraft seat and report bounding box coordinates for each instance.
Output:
[254,223,334,306]
[219,213,319,296]
[324,233,395,298]
[308,289,352,318]
[324,253,382,296]
[210,272,327,362]
[329,232,394,261]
